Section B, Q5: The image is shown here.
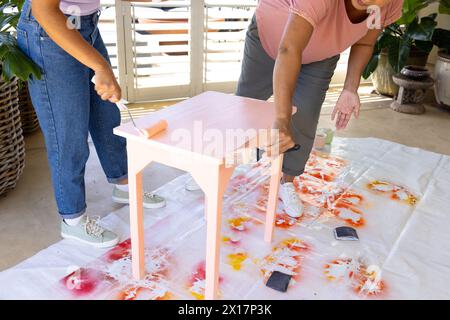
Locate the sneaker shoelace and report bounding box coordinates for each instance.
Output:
[84,216,105,238]
[144,192,158,200]
[285,186,299,204]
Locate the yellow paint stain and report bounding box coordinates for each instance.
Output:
[407,195,418,206]
[156,292,172,300]
[227,252,248,271]
[281,238,305,249]
[191,292,204,300]
[227,217,250,231]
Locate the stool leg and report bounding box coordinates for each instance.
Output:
[265,154,284,243]
[200,165,234,300]
[129,165,145,280]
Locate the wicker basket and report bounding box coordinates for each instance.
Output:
[18,82,40,134]
[0,78,25,196]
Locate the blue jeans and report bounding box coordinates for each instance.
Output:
[237,16,340,176]
[17,1,128,219]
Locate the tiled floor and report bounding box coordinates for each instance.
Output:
[1,86,449,271]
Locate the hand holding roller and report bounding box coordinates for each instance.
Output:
[92,77,167,139]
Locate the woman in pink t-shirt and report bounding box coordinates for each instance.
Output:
[237,0,403,218]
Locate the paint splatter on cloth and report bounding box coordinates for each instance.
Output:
[1,138,450,299]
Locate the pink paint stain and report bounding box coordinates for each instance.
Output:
[61,268,105,296]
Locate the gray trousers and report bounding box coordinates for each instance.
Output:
[236,16,340,176]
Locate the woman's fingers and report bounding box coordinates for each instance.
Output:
[331,105,338,121]
[94,66,122,102]
[333,89,361,129]
[96,85,121,102]
[101,92,111,101]
[355,104,360,119]
[336,112,343,129]
[109,95,120,103]
[338,112,346,129]
[341,113,351,129]
[336,111,347,130]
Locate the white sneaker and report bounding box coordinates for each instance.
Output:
[185,175,201,191]
[280,182,304,218]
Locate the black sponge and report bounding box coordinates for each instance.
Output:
[266,271,292,292]
[334,226,359,241]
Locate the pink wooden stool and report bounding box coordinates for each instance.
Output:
[114,91,283,300]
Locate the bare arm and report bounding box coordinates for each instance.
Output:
[344,29,381,92]
[332,28,381,130]
[32,0,121,101]
[269,13,314,155]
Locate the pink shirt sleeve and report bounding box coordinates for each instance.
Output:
[289,0,330,29]
[383,0,404,26]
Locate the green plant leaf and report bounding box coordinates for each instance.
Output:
[388,37,411,73]
[414,39,434,53]
[378,32,400,51]
[433,28,450,50]
[398,0,431,25]
[439,0,450,14]
[0,14,18,31]
[0,31,15,46]
[407,14,437,42]
[387,37,400,71]
[0,1,41,82]
[0,42,41,81]
[0,0,22,30]
[363,53,380,79]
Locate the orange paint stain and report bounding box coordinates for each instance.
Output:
[324,258,386,297]
[116,286,171,300]
[367,180,418,206]
[330,203,365,227]
[275,213,299,229]
[306,169,335,182]
[259,238,309,284]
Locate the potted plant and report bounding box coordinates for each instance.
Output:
[0,0,41,195]
[1,0,40,82]
[432,0,450,108]
[363,0,438,97]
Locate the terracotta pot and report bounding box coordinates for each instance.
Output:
[371,48,429,97]
[434,50,450,109]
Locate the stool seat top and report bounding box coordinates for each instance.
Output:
[114,91,276,161]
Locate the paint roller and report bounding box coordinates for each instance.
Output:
[91,77,167,139]
[115,100,168,139]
